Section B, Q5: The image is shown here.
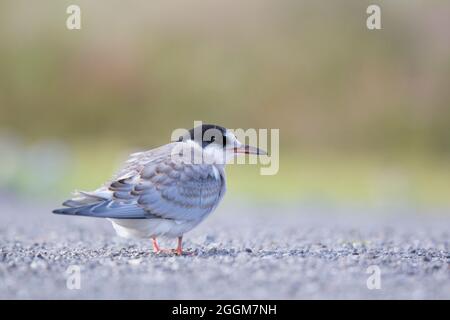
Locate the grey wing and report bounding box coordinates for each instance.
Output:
[54,143,226,220]
[120,158,226,221]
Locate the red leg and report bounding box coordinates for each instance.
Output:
[152,236,188,255]
[174,236,183,255]
[152,236,176,254]
[151,237,160,253]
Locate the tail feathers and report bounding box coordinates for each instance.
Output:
[53,200,150,219]
[62,189,111,208]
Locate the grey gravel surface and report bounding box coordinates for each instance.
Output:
[0,195,449,299]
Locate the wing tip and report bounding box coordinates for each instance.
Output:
[52,208,70,215]
[52,201,148,219]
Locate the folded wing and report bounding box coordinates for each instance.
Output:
[53,143,226,220]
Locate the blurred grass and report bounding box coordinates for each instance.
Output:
[0,1,449,207]
[53,143,450,206]
[229,154,450,206]
[0,1,449,153]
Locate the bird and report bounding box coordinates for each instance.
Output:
[53,124,266,255]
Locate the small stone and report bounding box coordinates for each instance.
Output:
[204,234,216,244]
[128,258,142,266]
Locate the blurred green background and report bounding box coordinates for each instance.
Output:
[0,0,449,206]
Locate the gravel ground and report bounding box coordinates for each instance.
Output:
[0,195,449,299]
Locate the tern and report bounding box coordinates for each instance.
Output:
[53,124,265,255]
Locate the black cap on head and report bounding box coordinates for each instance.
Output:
[179,124,228,148]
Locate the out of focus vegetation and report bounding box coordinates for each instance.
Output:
[0,1,449,205]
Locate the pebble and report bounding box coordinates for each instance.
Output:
[0,202,449,299]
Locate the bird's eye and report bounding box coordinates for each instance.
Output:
[211,136,216,142]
